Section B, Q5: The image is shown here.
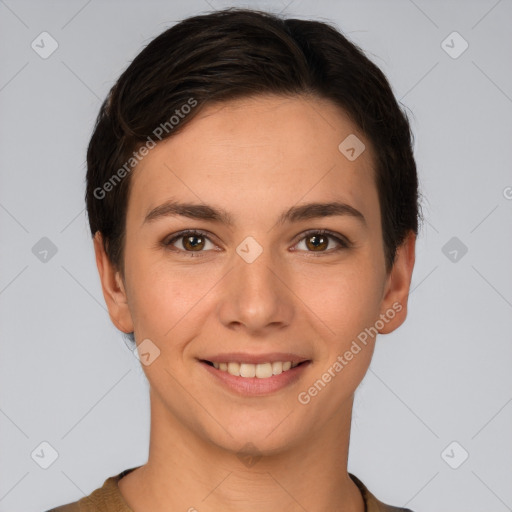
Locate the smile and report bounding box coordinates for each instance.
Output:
[200,359,311,396]
[205,360,302,379]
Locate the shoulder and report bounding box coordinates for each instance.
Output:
[45,504,80,512]
[44,498,84,512]
[349,473,415,512]
[45,467,140,512]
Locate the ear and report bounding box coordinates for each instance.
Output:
[93,231,134,334]
[378,230,416,334]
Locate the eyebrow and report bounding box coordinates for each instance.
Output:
[143,199,367,228]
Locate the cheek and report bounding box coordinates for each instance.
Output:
[123,248,175,336]
[300,260,383,335]
[298,266,381,408]
[126,252,217,344]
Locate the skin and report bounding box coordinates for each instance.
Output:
[94,94,416,512]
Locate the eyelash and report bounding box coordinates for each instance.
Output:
[163,229,351,257]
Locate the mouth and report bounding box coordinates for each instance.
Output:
[200,359,310,379]
[198,356,311,396]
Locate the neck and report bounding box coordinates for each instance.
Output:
[119,389,364,512]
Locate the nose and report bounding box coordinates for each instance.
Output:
[216,244,295,335]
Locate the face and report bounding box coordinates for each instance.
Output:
[95,94,415,456]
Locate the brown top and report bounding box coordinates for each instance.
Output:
[46,466,414,512]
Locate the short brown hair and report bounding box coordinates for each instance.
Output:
[86,7,422,277]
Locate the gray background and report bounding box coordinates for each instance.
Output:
[1,0,511,511]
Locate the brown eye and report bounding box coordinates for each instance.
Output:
[304,233,329,251]
[165,230,215,255]
[294,230,349,254]
[182,233,206,251]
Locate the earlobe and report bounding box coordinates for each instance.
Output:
[93,231,134,334]
[377,231,416,335]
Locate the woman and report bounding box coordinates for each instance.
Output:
[48,7,420,511]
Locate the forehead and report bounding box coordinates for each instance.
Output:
[127,94,379,229]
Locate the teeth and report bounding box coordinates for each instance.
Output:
[272,361,283,375]
[227,362,240,375]
[210,361,301,378]
[256,362,273,378]
[240,363,256,378]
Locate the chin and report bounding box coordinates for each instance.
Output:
[203,418,304,459]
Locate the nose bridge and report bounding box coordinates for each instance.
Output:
[218,237,294,330]
[236,239,278,290]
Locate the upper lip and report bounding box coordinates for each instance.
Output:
[200,352,311,365]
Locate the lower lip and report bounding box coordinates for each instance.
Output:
[199,361,311,396]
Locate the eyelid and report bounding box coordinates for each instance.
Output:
[163,228,351,255]
[292,229,351,249]
[163,229,218,254]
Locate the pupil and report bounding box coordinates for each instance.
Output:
[186,235,203,250]
[309,235,327,250]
